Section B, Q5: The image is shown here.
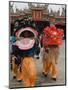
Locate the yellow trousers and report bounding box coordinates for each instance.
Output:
[11,55,22,81]
[42,47,59,79]
[11,56,36,87]
[21,57,37,87]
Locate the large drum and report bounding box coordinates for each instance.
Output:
[12,27,38,57]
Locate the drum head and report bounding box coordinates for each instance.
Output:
[16,38,35,50]
[16,27,38,38]
[15,27,38,50]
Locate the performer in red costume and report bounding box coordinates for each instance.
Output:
[42,26,64,80]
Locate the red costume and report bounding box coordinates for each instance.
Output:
[42,26,64,80]
[42,26,63,47]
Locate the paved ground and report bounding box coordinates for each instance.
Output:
[9,40,66,88]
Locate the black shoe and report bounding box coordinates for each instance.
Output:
[52,78,56,81]
[42,72,47,77]
[44,74,47,77]
[17,80,22,82]
[13,76,16,79]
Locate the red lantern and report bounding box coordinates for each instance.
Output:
[42,26,64,47]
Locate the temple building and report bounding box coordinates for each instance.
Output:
[9,3,66,25]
